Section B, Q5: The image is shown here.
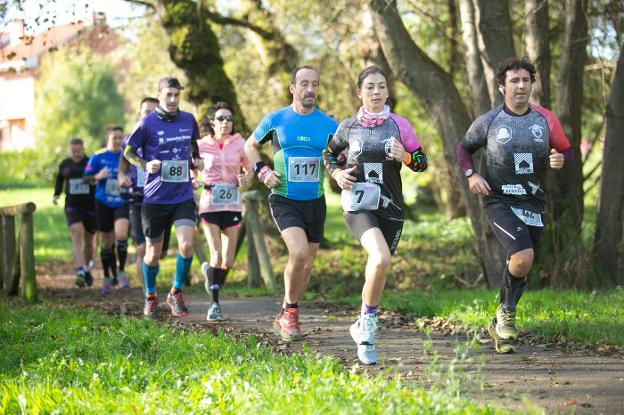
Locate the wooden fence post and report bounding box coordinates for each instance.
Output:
[0,220,4,291]
[1,203,37,301]
[243,191,276,292]
[20,210,37,303]
[2,215,16,294]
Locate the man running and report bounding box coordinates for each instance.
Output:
[124,77,203,319]
[118,97,171,292]
[456,57,572,353]
[53,138,97,287]
[84,126,131,293]
[244,65,338,341]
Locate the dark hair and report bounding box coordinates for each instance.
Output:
[69,137,83,146]
[105,125,124,136]
[290,65,318,85]
[495,57,536,86]
[140,97,158,107]
[357,65,388,89]
[203,101,236,136]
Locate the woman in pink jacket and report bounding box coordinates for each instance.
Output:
[198,102,252,321]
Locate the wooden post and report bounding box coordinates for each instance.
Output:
[20,211,37,303]
[0,220,4,291]
[246,226,261,288]
[243,191,276,291]
[2,215,16,293]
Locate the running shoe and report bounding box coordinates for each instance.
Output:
[487,304,518,353]
[83,270,94,287]
[166,290,189,317]
[207,302,223,321]
[87,259,95,270]
[201,261,210,294]
[118,271,130,289]
[75,270,86,287]
[111,276,119,287]
[101,277,113,294]
[144,294,158,320]
[273,307,302,341]
[350,313,378,365]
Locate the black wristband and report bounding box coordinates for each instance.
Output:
[253,161,267,174]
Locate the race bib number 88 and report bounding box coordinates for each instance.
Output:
[161,160,189,183]
[341,182,381,212]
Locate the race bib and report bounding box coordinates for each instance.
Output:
[511,206,544,227]
[161,160,189,183]
[105,178,120,196]
[341,182,381,212]
[136,168,145,188]
[211,184,240,206]
[288,157,320,182]
[68,178,89,195]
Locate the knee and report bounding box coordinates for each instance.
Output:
[178,239,193,257]
[510,250,534,276]
[288,247,308,266]
[370,251,391,273]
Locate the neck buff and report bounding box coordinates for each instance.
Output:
[357,104,391,127]
[155,105,180,122]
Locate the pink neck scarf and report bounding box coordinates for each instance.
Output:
[357,105,391,127]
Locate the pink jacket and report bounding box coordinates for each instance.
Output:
[198,134,251,213]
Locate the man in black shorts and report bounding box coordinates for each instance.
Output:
[456,57,572,353]
[53,138,96,287]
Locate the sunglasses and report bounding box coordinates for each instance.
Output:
[215,115,233,122]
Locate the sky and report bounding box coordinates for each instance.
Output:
[4,0,149,33]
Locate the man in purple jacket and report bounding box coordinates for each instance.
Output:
[124,77,203,319]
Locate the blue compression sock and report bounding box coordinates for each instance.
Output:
[173,254,193,290]
[142,261,159,295]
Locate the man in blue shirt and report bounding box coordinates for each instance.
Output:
[244,66,338,341]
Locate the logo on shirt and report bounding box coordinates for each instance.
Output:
[496,126,513,144]
[157,130,165,136]
[296,135,311,142]
[158,137,165,145]
[527,181,543,196]
[180,128,190,132]
[529,124,544,140]
[350,138,363,160]
[502,184,526,195]
[363,162,383,184]
[514,153,534,174]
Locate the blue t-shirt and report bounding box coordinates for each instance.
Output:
[253,106,337,201]
[127,111,200,205]
[84,148,127,208]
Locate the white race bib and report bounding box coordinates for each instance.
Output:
[511,206,544,227]
[69,178,89,195]
[105,178,120,196]
[211,184,240,206]
[161,160,189,183]
[136,168,145,188]
[288,157,320,182]
[341,182,381,212]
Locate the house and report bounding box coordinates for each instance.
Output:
[0,12,120,151]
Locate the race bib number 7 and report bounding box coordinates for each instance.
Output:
[161,160,189,183]
[341,182,381,212]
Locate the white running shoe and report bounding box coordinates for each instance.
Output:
[350,313,378,365]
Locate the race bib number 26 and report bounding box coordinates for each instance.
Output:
[211,184,240,205]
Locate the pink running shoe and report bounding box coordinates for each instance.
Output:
[273,307,302,341]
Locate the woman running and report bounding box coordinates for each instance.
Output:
[198,102,252,321]
[323,66,428,365]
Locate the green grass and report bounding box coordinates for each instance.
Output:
[0,302,511,414]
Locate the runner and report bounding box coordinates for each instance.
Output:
[323,65,428,365]
[124,77,203,319]
[53,138,97,287]
[244,65,338,341]
[456,57,572,353]
[118,97,172,292]
[197,102,252,321]
[83,125,130,293]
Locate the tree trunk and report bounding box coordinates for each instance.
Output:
[524,0,551,108]
[368,0,506,288]
[155,0,248,131]
[547,0,588,288]
[473,0,516,106]
[593,43,624,285]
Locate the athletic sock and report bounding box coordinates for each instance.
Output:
[110,245,118,278]
[116,240,128,272]
[362,303,378,317]
[142,261,159,295]
[173,253,193,290]
[210,267,227,304]
[210,284,220,303]
[214,267,227,285]
[285,303,298,310]
[101,248,114,279]
[500,266,526,312]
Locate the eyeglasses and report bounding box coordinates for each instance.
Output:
[215,115,233,122]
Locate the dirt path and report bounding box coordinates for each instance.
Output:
[36,272,624,414]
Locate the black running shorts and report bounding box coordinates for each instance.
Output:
[200,211,243,230]
[485,204,544,258]
[344,210,403,255]
[142,198,196,242]
[64,205,97,234]
[268,194,326,243]
[95,200,130,233]
[129,203,145,245]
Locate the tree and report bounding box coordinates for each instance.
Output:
[524,0,551,108]
[593,42,624,285]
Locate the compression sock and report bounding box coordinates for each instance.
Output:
[116,239,128,272]
[285,303,298,311]
[142,261,159,295]
[100,248,114,279]
[173,253,193,291]
[362,303,379,316]
[501,266,526,311]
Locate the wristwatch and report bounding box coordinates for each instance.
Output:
[253,161,267,174]
[464,168,474,178]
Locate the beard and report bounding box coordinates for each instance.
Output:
[301,95,316,109]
